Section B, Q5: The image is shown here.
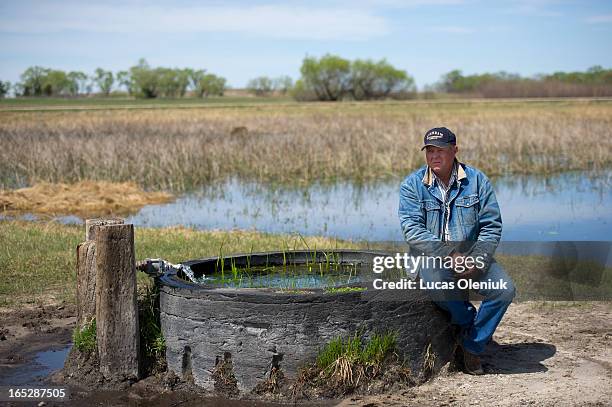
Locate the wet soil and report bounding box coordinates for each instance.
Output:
[0,303,74,387]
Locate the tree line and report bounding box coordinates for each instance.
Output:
[434,66,612,97]
[2,56,611,99]
[246,55,415,101]
[294,55,415,101]
[2,58,226,98]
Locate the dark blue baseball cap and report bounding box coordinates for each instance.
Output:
[421,127,457,150]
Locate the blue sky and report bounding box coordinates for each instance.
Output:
[1,0,611,89]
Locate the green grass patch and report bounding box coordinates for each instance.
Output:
[0,220,352,308]
[0,221,82,306]
[73,318,96,353]
[316,332,397,372]
[294,331,410,397]
[312,332,398,389]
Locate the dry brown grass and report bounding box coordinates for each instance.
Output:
[0,181,173,218]
[1,100,610,190]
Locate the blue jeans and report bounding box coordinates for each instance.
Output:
[419,260,516,355]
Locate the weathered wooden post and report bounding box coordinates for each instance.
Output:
[94,223,140,380]
[75,218,123,328]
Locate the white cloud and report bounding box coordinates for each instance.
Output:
[585,14,612,24]
[0,2,390,41]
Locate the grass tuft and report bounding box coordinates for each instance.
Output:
[138,282,166,374]
[73,318,96,353]
[316,332,397,387]
[422,343,436,373]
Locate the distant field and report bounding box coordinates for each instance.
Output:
[1,98,611,190]
[0,95,294,110]
[1,95,610,111]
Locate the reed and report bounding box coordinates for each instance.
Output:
[1,100,610,191]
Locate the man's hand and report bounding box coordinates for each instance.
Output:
[450,251,464,273]
[450,251,481,280]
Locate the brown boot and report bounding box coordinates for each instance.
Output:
[462,348,484,375]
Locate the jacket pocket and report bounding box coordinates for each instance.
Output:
[422,200,441,235]
[455,194,479,226]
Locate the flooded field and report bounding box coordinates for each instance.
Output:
[117,171,612,241]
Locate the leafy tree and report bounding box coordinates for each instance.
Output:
[67,71,88,96]
[93,68,114,96]
[127,61,224,99]
[273,75,293,94]
[44,70,70,95]
[18,69,74,96]
[156,68,191,98]
[198,74,226,97]
[545,66,612,85]
[350,59,415,100]
[129,59,158,98]
[438,70,467,92]
[290,79,317,101]
[438,70,508,93]
[189,69,207,97]
[156,68,179,97]
[295,55,414,101]
[299,54,351,101]
[247,76,274,96]
[176,68,191,97]
[19,66,50,96]
[116,70,132,94]
[0,81,10,98]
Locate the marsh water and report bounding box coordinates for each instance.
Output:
[124,171,612,241]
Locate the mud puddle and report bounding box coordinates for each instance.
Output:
[0,345,71,386]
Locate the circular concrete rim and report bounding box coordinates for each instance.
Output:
[158,249,388,296]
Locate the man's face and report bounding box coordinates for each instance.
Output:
[425,145,457,175]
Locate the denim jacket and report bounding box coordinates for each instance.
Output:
[398,161,502,267]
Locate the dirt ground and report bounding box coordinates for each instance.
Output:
[340,302,612,407]
[1,301,611,406]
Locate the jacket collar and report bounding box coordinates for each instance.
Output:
[422,159,466,187]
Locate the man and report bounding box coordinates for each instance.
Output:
[398,127,515,375]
